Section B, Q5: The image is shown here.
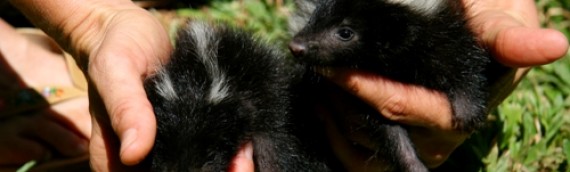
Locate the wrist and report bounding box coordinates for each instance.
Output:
[61,1,144,68]
[10,0,142,68]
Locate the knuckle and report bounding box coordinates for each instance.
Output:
[377,94,408,120]
[342,75,363,94]
[107,98,153,132]
[108,100,139,129]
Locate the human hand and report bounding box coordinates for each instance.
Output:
[76,6,257,170]
[0,109,90,166]
[75,7,170,172]
[321,0,568,169]
[12,0,170,170]
[9,0,259,170]
[0,19,90,166]
[229,142,255,172]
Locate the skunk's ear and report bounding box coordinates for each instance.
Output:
[288,0,318,35]
[385,0,444,16]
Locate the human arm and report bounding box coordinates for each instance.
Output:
[8,1,259,170]
[9,0,169,170]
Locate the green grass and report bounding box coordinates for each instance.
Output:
[16,161,36,172]
[481,57,570,172]
[153,0,293,49]
[156,0,570,171]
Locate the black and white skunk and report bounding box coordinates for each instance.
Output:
[145,0,500,171]
[144,21,330,171]
[289,0,496,171]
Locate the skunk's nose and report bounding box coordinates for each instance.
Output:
[288,41,307,57]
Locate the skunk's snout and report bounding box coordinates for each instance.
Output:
[289,40,307,57]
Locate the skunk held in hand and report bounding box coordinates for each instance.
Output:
[290,0,491,128]
[290,0,493,171]
[145,21,328,171]
[145,0,497,171]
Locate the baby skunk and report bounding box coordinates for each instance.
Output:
[290,0,492,171]
[145,21,328,171]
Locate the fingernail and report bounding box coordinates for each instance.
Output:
[120,129,138,156]
[240,142,253,160]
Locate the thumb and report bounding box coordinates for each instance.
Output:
[320,68,455,130]
[229,142,255,172]
[473,11,568,67]
[492,27,568,67]
[88,56,157,166]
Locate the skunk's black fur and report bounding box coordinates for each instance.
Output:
[291,0,491,131]
[145,22,329,172]
[289,0,494,171]
[146,0,498,171]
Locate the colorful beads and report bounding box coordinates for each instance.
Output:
[42,87,64,98]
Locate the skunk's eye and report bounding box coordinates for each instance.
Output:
[335,28,354,41]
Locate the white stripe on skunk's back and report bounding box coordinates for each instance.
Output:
[385,0,443,16]
[184,22,230,105]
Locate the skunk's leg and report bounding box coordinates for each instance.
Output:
[447,89,488,132]
[370,125,429,172]
[252,133,329,172]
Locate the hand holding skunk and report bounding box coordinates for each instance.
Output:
[318,0,568,169]
[158,0,556,171]
[9,0,171,171]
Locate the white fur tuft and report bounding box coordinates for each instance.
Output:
[386,0,443,16]
[186,22,230,104]
[154,68,178,101]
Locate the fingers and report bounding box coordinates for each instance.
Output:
[474,13,568,67]
[89,102,145,171]
[408,127,469,168]
[100,79,156,166]
[31,115,89,157]
[229,142,255,172]
[493,27,568,67]
[47,97,92,139]
[82,9,169,166]
[467,1,569,67]
[321,69,468,167]
[89,111,111,171]
[321,68,455,130]
[0,114,87,165]
[0,138,45,165]
[88,56,157,165]
[318,104,388,171]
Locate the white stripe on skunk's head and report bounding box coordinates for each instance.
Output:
[185,21,230,105]
[385,0,443,16]
[154,67,178,101]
